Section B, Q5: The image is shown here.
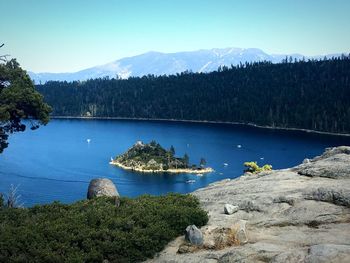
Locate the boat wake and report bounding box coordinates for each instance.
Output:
[0,171,89,184]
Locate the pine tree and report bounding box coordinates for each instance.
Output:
[0,54,51,153]
[200,158,206,167]
[183,153,189,168]
[170,145,175,156]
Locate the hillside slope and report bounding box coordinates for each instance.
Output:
[37,56,350,134]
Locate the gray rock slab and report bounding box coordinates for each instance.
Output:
[145,147,350,263]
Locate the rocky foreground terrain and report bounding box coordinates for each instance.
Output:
[147,146,350,263]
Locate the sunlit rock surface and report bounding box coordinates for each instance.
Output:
[147,147,350,263]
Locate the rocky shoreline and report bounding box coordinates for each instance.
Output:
[110,160,214,174]
[147,146,350,263]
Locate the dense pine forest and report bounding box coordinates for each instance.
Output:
[37,56,350,134]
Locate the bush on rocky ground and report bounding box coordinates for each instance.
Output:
[243,161,272,174]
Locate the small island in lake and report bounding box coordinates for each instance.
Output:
[110,140,213,174]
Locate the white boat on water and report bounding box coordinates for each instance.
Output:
[196,173,203,177]
[186,179,196,184]
[87,139,91,143]
[237,144,242,148]
[223,163,228,166]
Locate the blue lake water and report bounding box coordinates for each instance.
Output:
[0,119,349,207]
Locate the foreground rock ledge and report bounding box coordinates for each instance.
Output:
[146,146,350,263]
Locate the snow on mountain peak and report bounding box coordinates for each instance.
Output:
[28,47,341,83]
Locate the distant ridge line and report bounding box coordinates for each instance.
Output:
[29,47,345,83]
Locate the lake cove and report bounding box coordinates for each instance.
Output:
[1,119,350,206]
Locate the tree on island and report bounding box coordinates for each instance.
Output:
[169,145,175,156]
[183,153,189,168]
[200,158,207,167]
[166,145,176,168]
[150,140,157,147]
[0,44,51,153]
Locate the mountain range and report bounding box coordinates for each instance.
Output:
[28,47,341,83]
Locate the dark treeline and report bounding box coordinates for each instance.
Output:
[37,55,350,133]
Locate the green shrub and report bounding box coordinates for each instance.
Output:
[261,164,273,171]
[0,193,3,207]
[244,161,272,174]
[0,193,208,263]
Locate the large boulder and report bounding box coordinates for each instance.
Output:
[87,178,120,206]
[224,204,239,215]
[185,225,203,245]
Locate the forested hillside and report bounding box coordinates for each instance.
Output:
[37,56,350,134]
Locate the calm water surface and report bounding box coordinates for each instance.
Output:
[1,119,349,206]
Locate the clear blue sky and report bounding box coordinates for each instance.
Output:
[1,0,349,72]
